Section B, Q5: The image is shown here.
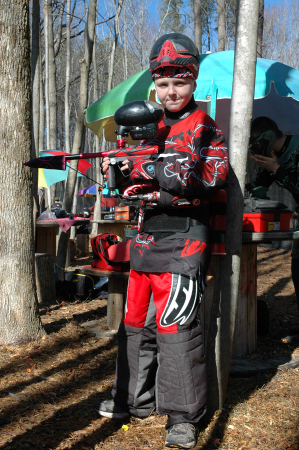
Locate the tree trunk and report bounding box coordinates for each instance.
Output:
[54,0,67,57]
[217,0,225,51]
[206,0,260,413]
[257,0,264,58]
[44,0,57,207]
[57,0,98,269]
[194,0,202,53]
[107,0,124,91]
[31,0,41,227]
[65,0,71,154]
[0,0,45,344]
[39,53,44,153]
[91,40,103,235]
[35,253,56,304]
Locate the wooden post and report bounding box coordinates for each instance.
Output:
[35,253,56,304]
[76,234,89,256]
[107,277,127,330]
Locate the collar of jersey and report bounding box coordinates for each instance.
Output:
[164,96,198,121]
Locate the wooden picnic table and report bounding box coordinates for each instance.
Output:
[36,218,90,262]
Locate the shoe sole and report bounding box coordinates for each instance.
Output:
[96,410,129,419]
[165,443,196,449]
[165,442,196,449]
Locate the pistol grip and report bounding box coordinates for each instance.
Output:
[108,165,116,191]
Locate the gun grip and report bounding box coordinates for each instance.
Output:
[108,165,116,191]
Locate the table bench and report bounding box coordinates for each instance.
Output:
[81,265,129,330]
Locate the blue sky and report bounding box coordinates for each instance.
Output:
[265,0,283,5]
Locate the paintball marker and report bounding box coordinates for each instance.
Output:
[24,100,164,194]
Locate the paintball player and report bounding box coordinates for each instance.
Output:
[96,33,229,449]
[247,116,299,311]
[50,196,62,212]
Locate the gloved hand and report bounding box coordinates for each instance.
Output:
[157,189,201,208]
[128,158,156,180]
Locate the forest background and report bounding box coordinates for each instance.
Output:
[34,0,299,219]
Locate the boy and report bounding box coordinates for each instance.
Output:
[97,32,229,449]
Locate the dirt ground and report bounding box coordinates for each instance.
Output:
[0,246,299,450]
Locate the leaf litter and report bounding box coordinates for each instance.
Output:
[0,246,298,449]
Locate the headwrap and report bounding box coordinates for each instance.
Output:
[151,66,196,79]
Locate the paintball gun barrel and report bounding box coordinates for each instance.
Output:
[24,100,164,194]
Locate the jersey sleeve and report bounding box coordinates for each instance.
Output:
[154,117,229,199]
[274,165,299,195]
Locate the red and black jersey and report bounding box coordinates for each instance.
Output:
[116,97,229,276]
[148,98,228,197]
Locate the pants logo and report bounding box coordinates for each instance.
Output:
[160,274,197,327]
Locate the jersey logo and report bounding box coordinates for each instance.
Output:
[181,240,206,257]
[160,274,197,327]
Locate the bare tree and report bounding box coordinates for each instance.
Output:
[217,0,225,51]
[257,0,264,57]
[65,0,71,154]
[107,0,124,90]
[194,0,202,53]
[31,0,41,222]
[91,41,103,235]
[206,0,260,412]
[263,0,299,69]
[0,0,45,344]
[56,0,98,269]
[44,0,58,206]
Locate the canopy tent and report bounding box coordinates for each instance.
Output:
[85,50,299,141]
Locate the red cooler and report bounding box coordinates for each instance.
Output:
[243,198,292,232]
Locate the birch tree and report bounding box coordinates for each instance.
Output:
[206,0,260,412]
[0,0,45,344]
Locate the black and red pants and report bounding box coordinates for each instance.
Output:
[111,263,209,428]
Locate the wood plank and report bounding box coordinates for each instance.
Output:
[230,356,299,376]
[91,220,137,238]
[36,226,58,262]
[232,245,248,357]
[242,230,299,243]
[81,265,129,278]
[247,244,257,354]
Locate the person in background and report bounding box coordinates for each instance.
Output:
[50,196,62,213]
[95,33,229,449]
[247,116,299,313]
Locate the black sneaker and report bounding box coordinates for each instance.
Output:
[94,399,129,419]
[165,423,197,449]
